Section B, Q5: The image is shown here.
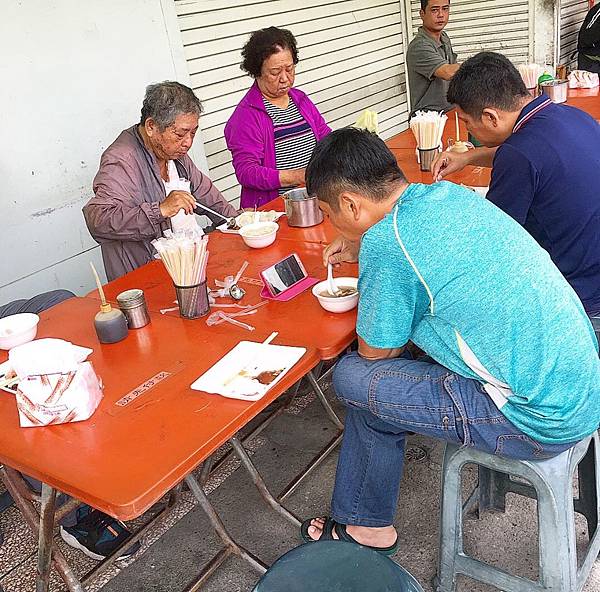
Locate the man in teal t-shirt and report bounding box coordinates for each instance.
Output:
[299,128,600,555]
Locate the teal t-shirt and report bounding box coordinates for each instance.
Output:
[357,182,600,445]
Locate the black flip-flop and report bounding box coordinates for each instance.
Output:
[300,516,398,556]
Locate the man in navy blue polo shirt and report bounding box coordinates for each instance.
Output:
[431,52,600,327]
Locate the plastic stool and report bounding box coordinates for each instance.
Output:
[253,540,424,592]
[436,433,600,592]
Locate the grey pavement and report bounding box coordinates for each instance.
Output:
[1,383,599,591]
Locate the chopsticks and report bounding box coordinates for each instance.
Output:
[410,111,447,149]
[152,233,209,286]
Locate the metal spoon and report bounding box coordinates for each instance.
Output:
[327,263,340,296]
[194,201,237,229]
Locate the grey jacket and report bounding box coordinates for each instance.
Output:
[83,125,237,281]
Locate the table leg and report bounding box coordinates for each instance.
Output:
[307,370,344,430]
[278,431,344,501]
[229,436,300,527]
[36,483,57,592]
[183,472,267,589]
[1,467,84,592]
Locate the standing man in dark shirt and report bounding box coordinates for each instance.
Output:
[432,52,600,327]
[406,0,460,116]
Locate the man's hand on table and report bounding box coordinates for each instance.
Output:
[431,151,472,182]
[431,147,498,182]
[159,190,196,217]
[323,236,360,267]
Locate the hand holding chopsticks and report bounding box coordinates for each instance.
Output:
[160,190,197,217]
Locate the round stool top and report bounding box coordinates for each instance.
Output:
[253,541,424,592]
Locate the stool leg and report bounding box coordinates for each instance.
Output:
[535,459,578,590]
[437,445,462,592]
[574,438,598,540]
[478,466,508,514]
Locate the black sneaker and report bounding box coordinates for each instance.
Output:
[59,506,140,561]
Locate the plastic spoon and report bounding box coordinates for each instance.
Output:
[327,263,340,296]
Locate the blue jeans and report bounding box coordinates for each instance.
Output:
[330,352,576,527]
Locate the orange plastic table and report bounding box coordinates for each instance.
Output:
[0,297,320,591]
[88,232,358,361]
[566,87,600,121]
[385,86,599,163]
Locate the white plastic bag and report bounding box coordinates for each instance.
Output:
[9,339,103,428]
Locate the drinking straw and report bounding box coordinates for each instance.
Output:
[455,112,460,142]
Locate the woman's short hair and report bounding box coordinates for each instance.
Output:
[306,128,406,211]
[140,81,203,130]
[241,27,299,78]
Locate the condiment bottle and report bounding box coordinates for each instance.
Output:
[116,289,150,329]
[90,263,128,344]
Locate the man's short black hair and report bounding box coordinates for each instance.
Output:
[447,52,530,118]
[241,27,299,78]
[421,0,450,10]
[306,128,406,211]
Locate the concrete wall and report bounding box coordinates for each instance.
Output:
[0,0,199,303]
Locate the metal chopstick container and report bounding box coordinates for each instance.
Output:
[116,289,151,329]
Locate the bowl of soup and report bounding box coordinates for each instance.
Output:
[312,277,359,313]
[238,221,279,248]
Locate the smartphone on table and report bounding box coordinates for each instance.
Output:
[260,253,317,299]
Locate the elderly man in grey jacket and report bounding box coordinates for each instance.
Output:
[83,81,237,281]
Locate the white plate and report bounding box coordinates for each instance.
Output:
[217,211,286,234]
[191,340,306,401]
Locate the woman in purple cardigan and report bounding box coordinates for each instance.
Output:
[225,27,331,209]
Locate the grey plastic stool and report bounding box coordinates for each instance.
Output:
[437,433,600,592]
[253,540,424,592]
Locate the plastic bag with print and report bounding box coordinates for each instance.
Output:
[9,338,103,428]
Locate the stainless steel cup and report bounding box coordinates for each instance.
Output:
[418,147,439,172]
[116,289,151,329]
[283,188,324,227]
[540,80,568,104]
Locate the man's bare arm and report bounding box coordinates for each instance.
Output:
[434,63,461,81]
[358,336,406,360]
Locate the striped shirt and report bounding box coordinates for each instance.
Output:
[263,97,317,194]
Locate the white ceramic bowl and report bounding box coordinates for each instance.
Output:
[312,277,359,313]
[0,313,40,350]
[238,221,278,248]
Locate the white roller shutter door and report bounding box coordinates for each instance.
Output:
[559,0,592,69]
[406,0,532,64]
[175,0,409,206]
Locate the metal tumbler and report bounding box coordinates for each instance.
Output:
[116,289,150,329]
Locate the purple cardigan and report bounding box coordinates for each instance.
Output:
[224,82,331,208]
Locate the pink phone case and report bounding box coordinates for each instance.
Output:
[260,276,319,301]
[259,255,319,301]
